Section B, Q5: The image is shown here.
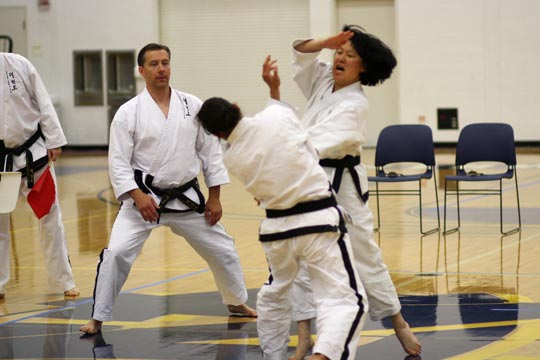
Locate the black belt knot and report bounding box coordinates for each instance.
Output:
[0,125,47,188]
[134,170,206,222]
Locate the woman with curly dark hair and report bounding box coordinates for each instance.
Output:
[264,25,421,359]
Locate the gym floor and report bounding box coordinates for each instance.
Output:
[1,148,539,359]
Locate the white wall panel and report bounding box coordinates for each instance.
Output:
[160,0,309,117]
[0,0,160,146]
[396,0,540,142]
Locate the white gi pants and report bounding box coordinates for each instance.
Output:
[0,165,76,294]
[91,199,248,321]
[292,168,401,322]
[257,231,367,360]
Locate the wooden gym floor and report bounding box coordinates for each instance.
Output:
[0,148,539,359]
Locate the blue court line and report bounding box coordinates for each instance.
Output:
[0,268,209,328]
[96,187,119,206]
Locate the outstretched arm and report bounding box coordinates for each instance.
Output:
[262,55,281,100]
[294,30,354,53]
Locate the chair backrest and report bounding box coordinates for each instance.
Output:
[374,124,436,167]
[455,123,516,166]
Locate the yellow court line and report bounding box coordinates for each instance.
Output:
[19,313,256,330]
[445,321,540,360]
[15,314,540,334]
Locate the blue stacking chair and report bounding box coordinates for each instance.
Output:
[368,124,440,235]
[443,123,521,235]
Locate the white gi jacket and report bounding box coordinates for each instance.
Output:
[291,40,369,198]
[0,53,66,171]
[223,99,338,238]
[109,88,229,210]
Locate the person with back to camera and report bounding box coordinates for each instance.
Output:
[0,52,79,300]
[262,25,422,359]
[80,43,255,335]
[196,56,368,359]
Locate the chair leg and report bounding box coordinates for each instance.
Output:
[373,182,381,232]
[419,179,438,235]
[434,171,441,230]
[500,175,521,236]
[443,179,459,235]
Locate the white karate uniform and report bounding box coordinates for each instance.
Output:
[290,40,401,321]
[91,88,248,321]
[0,53,75,294]
[224,100,367,360]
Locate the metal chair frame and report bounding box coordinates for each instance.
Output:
[368,124,440,235]
[443,123,521,236]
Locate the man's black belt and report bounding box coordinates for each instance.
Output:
[134,170,205,215]
[265,196,337,218]
[260,195,347,242]
[0,125,46,188]
[319,155,369,203]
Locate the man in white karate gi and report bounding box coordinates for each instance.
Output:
[197,83,367,359]
[0,52,78,299]
[80,43,255,334]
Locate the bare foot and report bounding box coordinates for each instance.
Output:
[80,319,103,334]
[307,354,329,360]
[227,304,257,317]
[392,314,421,356]
[289,319,314,360]
[64,287,80,297]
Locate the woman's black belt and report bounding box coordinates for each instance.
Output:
[319,155,368,203]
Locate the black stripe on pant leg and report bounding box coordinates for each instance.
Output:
[264,254,274,286]
[90,248,107,318]
[337,234,365,360]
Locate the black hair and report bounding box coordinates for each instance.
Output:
[343,24,397,86]
[198,97,242,137]
[137,43,171,67]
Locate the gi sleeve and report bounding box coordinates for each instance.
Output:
[108,108,138,201]
[195,124,230,188]
[25,60,67,148]
[291,39,331,99]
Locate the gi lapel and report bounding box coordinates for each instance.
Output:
[146,90,193,177]
[146,90,179,176]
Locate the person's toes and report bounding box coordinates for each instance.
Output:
[227,304,257,317]
[64,288,80,297]
[395,323,421,356]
